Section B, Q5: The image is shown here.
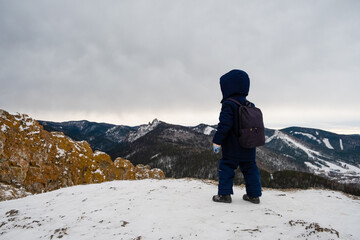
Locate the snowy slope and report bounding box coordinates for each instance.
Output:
[266,130,360,184]
[284,127,360,156]
[266,130,322,159]
[1,179,359,240]
[203,126,216,135]
[127,119,160,142]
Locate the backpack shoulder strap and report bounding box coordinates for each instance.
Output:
[226,98,252,107]
[226,98,242,106]
[245,101,252,107]
[226,98,243,131]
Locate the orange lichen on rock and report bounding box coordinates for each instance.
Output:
[114,157,136,180]
[135,164,166,180]
[0,109,165,194]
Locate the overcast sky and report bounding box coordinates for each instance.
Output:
[1,0,359,134]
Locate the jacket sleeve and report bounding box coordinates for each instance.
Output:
[212,102,234,146]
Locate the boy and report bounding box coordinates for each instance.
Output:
[212,69,262,204]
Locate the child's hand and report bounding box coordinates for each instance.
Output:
[213,143,221,154]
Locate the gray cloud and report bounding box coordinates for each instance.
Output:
[1,0,359,133]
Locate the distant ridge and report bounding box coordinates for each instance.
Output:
[38,118,360,195]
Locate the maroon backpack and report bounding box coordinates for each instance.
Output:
[227,98,265,148]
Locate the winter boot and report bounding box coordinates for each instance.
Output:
[212,195,232,203]
[243,194,260,204]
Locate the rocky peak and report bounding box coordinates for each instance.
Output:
[127,118,161,142]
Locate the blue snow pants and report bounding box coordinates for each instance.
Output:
[218,158,262,197]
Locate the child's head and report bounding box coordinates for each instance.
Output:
[220,69,250,101]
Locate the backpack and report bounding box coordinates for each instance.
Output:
[227,98,265,148]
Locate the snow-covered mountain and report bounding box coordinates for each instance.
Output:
[283,127,359,153]
[127,119,161,142]
[1,179,359,240]
[191,123,217,135]
[38,120,137,153]
[265,128,360,184]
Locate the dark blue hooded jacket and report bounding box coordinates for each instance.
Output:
[213,69,256,161]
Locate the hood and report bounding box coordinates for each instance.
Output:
[220,69,250,101]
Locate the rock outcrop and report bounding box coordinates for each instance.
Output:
[0,182,31,201]
[0,109,165,195]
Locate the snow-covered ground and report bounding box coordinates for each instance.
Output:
[1,179,359,240]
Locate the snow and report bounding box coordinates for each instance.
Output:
[339,139,344,150]
[27,130,40,135]
[204,126,215,135]
[305,161,321,170]
[13,113,23,121]
[266,130,321,159]
[0,183,31,201]
[56,146,66,158]
[1,124,9,132]
[125,150,137,159]
[94,151,105,157]
[25,121,34,127]
[305,160,360,177]
[105,126,127,143]
[94,169,104,175]
[73,143,81,152]
[106,126,118,134]
[128,119,160,142]
[52,132,65,138]
[13,113,33,126]
[338,161,360,174]
[0,179,359,240]
[322,138,334,149]
[150,153,161,159]
[293,132,321,144]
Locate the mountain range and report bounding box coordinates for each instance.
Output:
[38,119,360,194]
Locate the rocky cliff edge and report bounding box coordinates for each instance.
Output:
[0,109,165,198]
